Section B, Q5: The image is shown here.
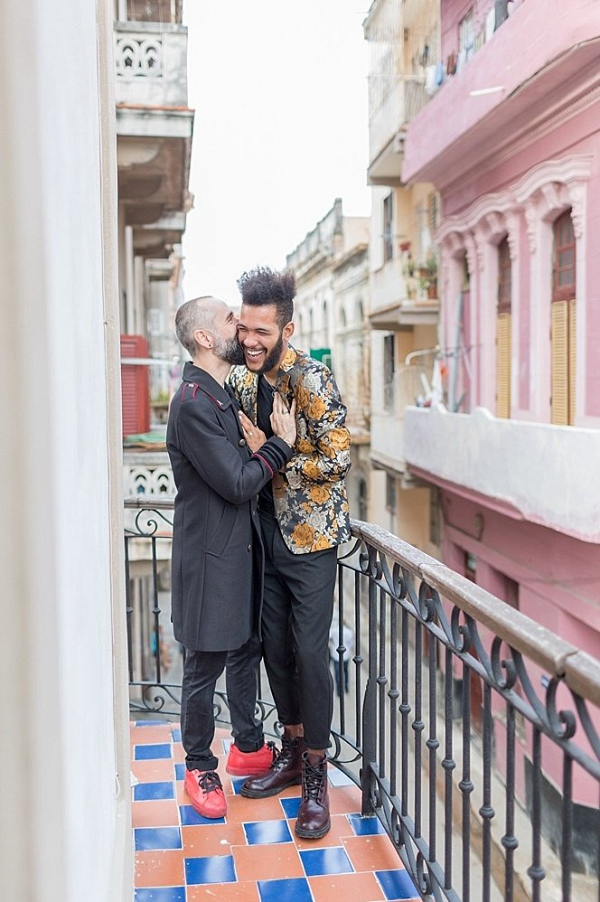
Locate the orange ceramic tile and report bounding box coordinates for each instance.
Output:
[182,822,246,856]
[130,725,173,746]
[224,793,287,824]
[171,742,186,762]
[131,758,177,783]
[291,814,354,850]
[134,850,185,887]
[342,834,404,872]
[187,880,259,900]
[132,800,179,828]
[309,871,386,902]
[232,842,304,881]
[278,784,303,798]
[328,784,363,815]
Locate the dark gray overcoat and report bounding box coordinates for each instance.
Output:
[166,363,292,651]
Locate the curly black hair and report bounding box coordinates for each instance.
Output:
[237,266,296,327]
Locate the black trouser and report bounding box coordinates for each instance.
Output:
[259,509,336,750]
[181,631,264,772]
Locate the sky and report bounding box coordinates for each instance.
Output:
[182,0,372,305]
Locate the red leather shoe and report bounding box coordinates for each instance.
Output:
[184,769,227,818]
[226,741,275,776]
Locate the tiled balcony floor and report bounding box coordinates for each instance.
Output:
[131,721,420,901]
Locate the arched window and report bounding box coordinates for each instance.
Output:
[551,210,576,425]
[496,237,512,418]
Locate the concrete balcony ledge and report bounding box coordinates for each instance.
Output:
[404,405,600,542]
[114,20,189,108]
[402,0,600,188]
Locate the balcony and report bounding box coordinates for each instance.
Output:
[368,78,428,185]
[402,0,600,188]
[115,21,189,109]
[127,499,600,899]
[371,360,436,474]
[369,261,439,329]
[115,20,194,255]
[404,405,600,542]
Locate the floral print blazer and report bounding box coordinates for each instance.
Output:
[228,347,352,554]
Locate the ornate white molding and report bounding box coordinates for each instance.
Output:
[504,212,520,261]
[567,182,586,239]
[523,204,537,254]
[514,155,593,205]
[464,233,478,275]
[115,37,163,79]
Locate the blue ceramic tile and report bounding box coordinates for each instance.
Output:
[230,777,247,795]
[327,767,354,787]
[134,719,170,727]
[280,796,302,819]
[347,813,386,836]
[244,819,293,845]
[376,868,419,900]
[258,877,313,902]
[135,889,185,902]
[171,728,182,742]
[134,827,182,851]
[185,854,236,885]
[174,763,186,781]
[179,805,225,826]
[134,781,175,802]
[300,846,353,876]
[135,743,172,761]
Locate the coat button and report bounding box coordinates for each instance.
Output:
[247,543,252,552]
[238,438,247,446]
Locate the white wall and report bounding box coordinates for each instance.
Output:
[0,1,130,900]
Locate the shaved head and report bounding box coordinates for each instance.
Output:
[175,296,227,356]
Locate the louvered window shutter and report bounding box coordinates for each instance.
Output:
[496,312,511,418]
[551,211,576,425]
[551,301,569,425]
[568,299,576,425]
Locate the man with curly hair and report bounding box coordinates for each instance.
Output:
[228,266,351,840]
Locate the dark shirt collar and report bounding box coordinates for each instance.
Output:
[182,361,233,409]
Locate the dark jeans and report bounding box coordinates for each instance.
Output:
[181,631,264,772]
[259,509,336,750]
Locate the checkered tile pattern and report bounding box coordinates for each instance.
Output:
[131,721,419,901]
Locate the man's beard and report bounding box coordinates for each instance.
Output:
[255,332,284,375]
[214,333,245,365]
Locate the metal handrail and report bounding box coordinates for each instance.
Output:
[125,501,600,900]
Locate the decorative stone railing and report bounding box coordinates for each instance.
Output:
[114,21,188,107]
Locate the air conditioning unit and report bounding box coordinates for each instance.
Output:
[393,128,408,154]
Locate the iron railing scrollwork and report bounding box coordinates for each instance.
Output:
[125,501,600,901]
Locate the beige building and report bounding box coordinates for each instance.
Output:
[115,0,194,427]
[286,199,372,523]
[364,0,441,555]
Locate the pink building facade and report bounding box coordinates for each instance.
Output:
[402,0,600,871]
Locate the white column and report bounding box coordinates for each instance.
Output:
[125,224,135,333]
[0,1,130,900]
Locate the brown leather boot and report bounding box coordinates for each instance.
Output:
[240,736,305,798]
[295,751,330,839]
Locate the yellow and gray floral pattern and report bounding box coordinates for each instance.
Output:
[229,347,351,554]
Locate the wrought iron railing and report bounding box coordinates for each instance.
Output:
[125,499,600,901]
